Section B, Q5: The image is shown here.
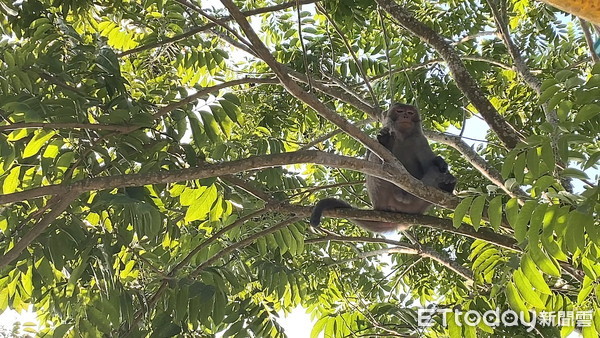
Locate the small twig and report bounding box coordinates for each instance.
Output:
[295,0,312,91]
[580,19,600,63]
[118,0,319,57]
[378,8,394,103]
[0,122,133,133]
[288,180,365,198]
[189,216,301,277]
[300,118,373,150]
[316,3,378,105]
[174,0,254,51]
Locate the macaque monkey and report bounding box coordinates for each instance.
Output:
[310,103,456,233]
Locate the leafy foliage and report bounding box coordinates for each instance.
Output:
[0,0,599,337]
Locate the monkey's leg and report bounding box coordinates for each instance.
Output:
[367,176,429,214]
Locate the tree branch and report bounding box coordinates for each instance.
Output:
[312,235,473,282]
[485,0,571,191]
[423,130,528,200]
[189,216,302,277]
[580,19,600,63]
[0,122,133,133]
[0,150,459,210]
[283,204,519,252]
[217,0,448,210]
[0,194,77,268]
[316,3,377,104]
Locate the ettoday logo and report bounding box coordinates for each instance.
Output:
[418,308,593,332]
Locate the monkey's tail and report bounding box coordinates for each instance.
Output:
[309,198,406,233]
[310,198,352,226]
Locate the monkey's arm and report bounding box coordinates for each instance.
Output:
[432,156,449,173]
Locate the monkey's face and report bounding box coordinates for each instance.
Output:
[386,104,420,132]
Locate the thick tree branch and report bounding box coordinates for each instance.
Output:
[283,204,519,251]
[486,0,572,191]
[0,194,77,268]
[486,0,543,95]
[0,150,458,209]
[376,0,522,149]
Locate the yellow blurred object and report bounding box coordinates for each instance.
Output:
[539,0,600,24]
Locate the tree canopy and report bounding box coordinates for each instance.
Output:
[0,0,599,336]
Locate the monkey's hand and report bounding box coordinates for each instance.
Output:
[437,172,456,193]
[377,127,393,148]
[432,156,449,173]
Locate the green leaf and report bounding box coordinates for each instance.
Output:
[513,269,546,308]
[539,85,560,103]
[487,196,503,231]
[311,317,328,338]
[513,152,526,184]
[527,203,547,243]
[529,245,561,277]
[568,211,591,251]
[469,195,486,230]
[505,282,530,321]
[520,256,552,295]
[555,69,576,81]
[505,198,519,228]
[561,168,589,180]
[514,200,537,243]
[453,197,473,228]
[273,230,288,254]
[575,103,600,123]
[526,148,540,178]
[2,166,20,194]
[556,100,572,122]
[584,151,600,170]
[200,110,221,142]
[23,131,56,158]
[501,150,517,179]
[219,99,240,124]
[185,185,217,222]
